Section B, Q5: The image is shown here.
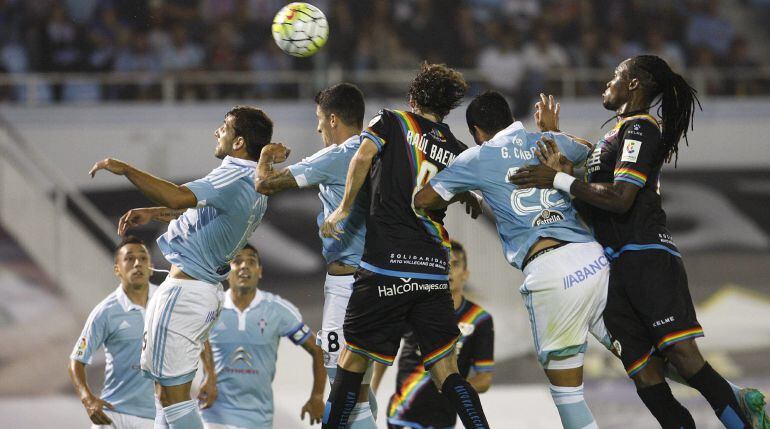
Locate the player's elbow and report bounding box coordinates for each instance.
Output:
[413,189,434,210]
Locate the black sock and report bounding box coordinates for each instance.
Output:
[686,362,749,428]
[637,382,696,429]
[322,366,364,429]
[441,373,490,428]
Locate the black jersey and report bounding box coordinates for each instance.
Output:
[583,114,678,254]
[387,299,494,427]
[360,109,468,278]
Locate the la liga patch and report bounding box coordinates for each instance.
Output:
[621,139,642,163]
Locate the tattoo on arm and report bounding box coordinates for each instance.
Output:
[155,208,186,223]
[257,168,298,195]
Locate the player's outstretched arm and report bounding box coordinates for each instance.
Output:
[68,359,115,425]
[255,143,297,195]
[299,336,326,425]
[197,340,218,409]
[117,207,185,236]
[89,158,197,209]
[413,185,482,219]
[508,138,639,214]
[535,93,593,149]
[320,138,378,239]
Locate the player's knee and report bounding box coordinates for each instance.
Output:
[663,340,704,377]
[632,364,666,389]
[428,354,458,390]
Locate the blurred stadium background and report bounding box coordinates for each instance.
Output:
[0,0,768,428]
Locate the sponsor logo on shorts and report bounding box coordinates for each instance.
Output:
[377,279,448,297]
[533,209,565,227]
[563,255,609,289]
[652,316,675,328]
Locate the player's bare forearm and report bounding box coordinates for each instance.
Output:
[154,207,186,223]
[68,359,94,401]
[569,180,638,214]
[255,168,298,195]
[200,341,216,383]
[302,338,327,398]
[468,372,493,394]
[122,165,197,209]
[414,184,450,211]
[339,139,377,213]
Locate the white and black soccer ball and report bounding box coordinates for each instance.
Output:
[271,2,329,58]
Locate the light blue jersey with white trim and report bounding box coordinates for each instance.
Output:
[429,122,596,269]
[201,290,312,429]
[71,285,158,419]
[287,136,367,266]
[157,156,268,283]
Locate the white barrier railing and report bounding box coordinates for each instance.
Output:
[0,67,768,105]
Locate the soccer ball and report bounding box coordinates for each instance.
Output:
[271,2,329,58]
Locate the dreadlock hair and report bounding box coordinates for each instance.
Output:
[408,62,468,120]
[625,55,701,165]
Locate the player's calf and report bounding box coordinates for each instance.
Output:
[430,351,490,429]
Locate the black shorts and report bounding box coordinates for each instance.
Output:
[603,250,704,377]
[343,269,460,369]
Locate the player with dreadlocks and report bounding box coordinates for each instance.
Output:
[510,55,768,429]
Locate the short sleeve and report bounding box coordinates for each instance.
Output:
[275,297,312,345]
[613,119,662,188]
[429,146,482,201]
[360,110,392,153]
[70,305,109,364]
[183,167,248,210]
[287,144,347,187]
[470,316,494,373]
[542,131,591,165]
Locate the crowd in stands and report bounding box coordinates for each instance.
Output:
[0,0,766,103]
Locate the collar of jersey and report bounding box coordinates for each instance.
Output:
[223,289,264,314]
[222,155,258,169]
[115,283,157,312]
[489,121,525,143]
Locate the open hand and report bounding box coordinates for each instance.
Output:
[534,93,560,132]
[118,208,158,236]
[89,158,129,178]
[507,164,558,189]
[301,394,325,425]
[82,395,114,425]
[320,207,348,240]
[261,143,291,163]
[534,137,574,174]
[197,378,218,409]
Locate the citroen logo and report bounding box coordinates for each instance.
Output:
[230,346,253,367]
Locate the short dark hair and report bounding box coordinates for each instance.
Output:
[226,106,273,161]
[114,235,147,261]
[408,62,468,119]
[466,91,513,136]
[449,239,467,269]
[240,243,262,265]
[315,83,365,128]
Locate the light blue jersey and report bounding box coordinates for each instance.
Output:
[71,285,157,419]
[430,122,596,269]
[201,290,312,429]
[287,136,367,266]
[158,156,268,284]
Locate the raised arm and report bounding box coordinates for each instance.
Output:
[68,359,115,425]
[89,158,197,209]
[300,335,326,425]
[117,207,186,236]
[320,137,379,239]
[254,143,297,196]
